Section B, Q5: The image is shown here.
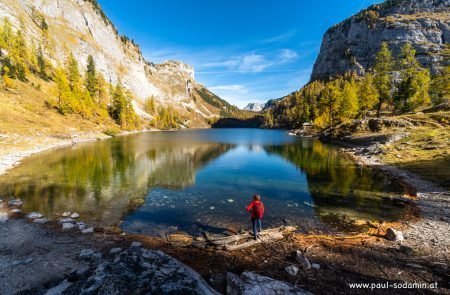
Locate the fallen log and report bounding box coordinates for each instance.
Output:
[223,232,284,251]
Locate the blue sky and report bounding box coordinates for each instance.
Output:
[98,0,383,108]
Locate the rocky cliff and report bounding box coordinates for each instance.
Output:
[311,0,450,81]
[243,102,265,112]
[0,0,236,127]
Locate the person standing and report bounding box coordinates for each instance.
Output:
[246,194,265,239]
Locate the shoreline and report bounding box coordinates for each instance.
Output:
[0,128,161,176]
[1,128,449,293]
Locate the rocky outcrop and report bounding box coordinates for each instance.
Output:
[226,272,312,295]
[0,0,235,126]
[311,0,450,81]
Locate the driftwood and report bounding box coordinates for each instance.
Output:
[196,226,296,251]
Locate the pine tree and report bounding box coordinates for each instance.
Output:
[358,74,379,118]
[54,67,75,114]
[320,79,342,128]
[1,66,14,89]
[36,45,47,79]
[373,42,394,117]
[85,55,98,98]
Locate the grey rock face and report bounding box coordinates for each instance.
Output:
[226,271,311,295]
[244,103,266,112]
[311,0,450,81]
[64,249,219,295]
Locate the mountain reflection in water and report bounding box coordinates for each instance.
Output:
[0,129,414,236]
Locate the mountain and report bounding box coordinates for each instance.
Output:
[243,103,265,112]
[0,0,237,128]
[311,0,449,81]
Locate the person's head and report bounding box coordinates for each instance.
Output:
[253,194,261,201]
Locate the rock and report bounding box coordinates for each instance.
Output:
[0,213,9,224]
[66,249,219,294]
[62,212,71,217]
[10,209,22,214]
[81,227,94,234]
[44,279,73,295]
[285,265,299,276]
[26,212,43,219]
[311,263,320,270]
[33,218,48,224]
[79,249,102,262]
[226,271,311,295]
[76,222,87,230]
[399,245,414,256]
[227,199,234,203]
[8,199,23,207]
[385,228,404,241]
[311,0,449,81]
[295,250,311,269]
[70,212,80,219]
[62,223,76,230]
[130,241,142,249]
[109,247,122,255]
[59,218,75,224]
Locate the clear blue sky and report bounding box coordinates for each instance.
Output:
[98,0,383,108]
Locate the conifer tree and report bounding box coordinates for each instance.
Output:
[373,42,394,117]
[339,78,359,120]
[85,55,98,98]
[66,52,81,92]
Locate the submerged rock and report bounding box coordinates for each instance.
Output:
[386,228,404,242]
[59,218,75,224]
[226,271,311,295]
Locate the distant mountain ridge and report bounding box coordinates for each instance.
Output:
[243,103,266,112]
[311,0,449,81]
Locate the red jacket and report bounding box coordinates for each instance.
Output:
[246,200,265,219]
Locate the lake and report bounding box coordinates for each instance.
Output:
[0,129,413,236]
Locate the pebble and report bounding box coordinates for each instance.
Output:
[26,212,43,219]
[62,223,76,230]
[81,227,94,234]
[33,218,48,224]
[10,209,21,214]
[227,199,234,203]
[311,263,320,270]
[62,212,71,217]
[210,206,215,210]
[8,199,23,207]
[385,228,404,242]
[70,213,80,219]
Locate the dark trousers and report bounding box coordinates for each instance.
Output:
[251,218,262,237]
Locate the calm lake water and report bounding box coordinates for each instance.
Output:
[0,129,413,236]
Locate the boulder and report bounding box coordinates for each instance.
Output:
[385,228,404,241]
[226,271,312,295]
[59,218,75,224]
[65,249,219,294]
[295,250,311,269]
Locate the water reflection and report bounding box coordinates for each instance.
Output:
[0,129,413,235]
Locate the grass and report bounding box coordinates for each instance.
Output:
[0,78,117,156]
[379,113,450,189]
